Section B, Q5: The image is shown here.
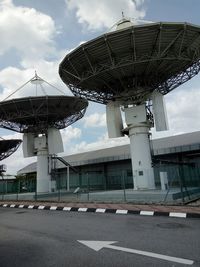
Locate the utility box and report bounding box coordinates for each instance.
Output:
[124,104,147,125]
[160,172,168,190]
[34,135,47,150]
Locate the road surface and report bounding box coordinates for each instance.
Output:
[0,208,199,267]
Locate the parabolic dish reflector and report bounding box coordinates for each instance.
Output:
[0,139,22,161]
[0,96,88,133]
[59,22,200,104]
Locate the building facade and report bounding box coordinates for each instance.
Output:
[17,131,200,192]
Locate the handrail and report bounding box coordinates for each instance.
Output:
[51,156,79,173]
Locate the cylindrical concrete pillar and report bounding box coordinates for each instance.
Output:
[129,125,155,190]
[36,148,51,193]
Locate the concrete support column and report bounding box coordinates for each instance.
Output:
[36,148,51,193]
[129,125,155,190]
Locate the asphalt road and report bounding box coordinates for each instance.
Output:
[0,208,199,267]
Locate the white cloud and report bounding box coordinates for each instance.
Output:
[66,0,146,31]
[0,1,72,100]
[71,133,129,154]
[0,67,32,100]
[60,126,82,145]
[83,112,106,128]
[165,87,200,133]
[0,0,57,61]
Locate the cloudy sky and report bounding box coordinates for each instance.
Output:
[1,0,200,174]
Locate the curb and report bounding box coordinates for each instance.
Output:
[1,203,200,219]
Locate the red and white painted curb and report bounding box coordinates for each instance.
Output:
[1,203,199,219]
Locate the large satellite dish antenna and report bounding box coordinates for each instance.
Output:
[59,17,200,190]
[0,73,88,193]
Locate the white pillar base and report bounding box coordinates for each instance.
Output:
[36,148,51,193]
[133,168,155,190]
[129,125,155,190]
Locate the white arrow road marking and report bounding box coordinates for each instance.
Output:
[78,240,194,265]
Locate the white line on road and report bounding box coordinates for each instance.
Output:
[78,240,194,265]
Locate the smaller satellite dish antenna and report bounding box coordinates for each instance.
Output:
[0,138,22,161]
[0,73,88,193]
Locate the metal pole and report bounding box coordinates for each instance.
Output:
[35,179,37,201]
[178,166,184,204]
[58,175,61,202]
[67,166,70,192]
[16,180,19,201]
[2,174,4,200]
[87,172,89,201]
[122,170,127,202]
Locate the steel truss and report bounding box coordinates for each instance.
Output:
[0,111,86,134]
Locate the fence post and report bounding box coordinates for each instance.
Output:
[35,181,37,202]
[67,166,70,192]
[16,180,19,201]
[2,178,5,200]
[122,170,127,202]
[58,176,61,202]
[87,172,90,201]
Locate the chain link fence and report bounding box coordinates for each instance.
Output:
[1,164,200,204]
